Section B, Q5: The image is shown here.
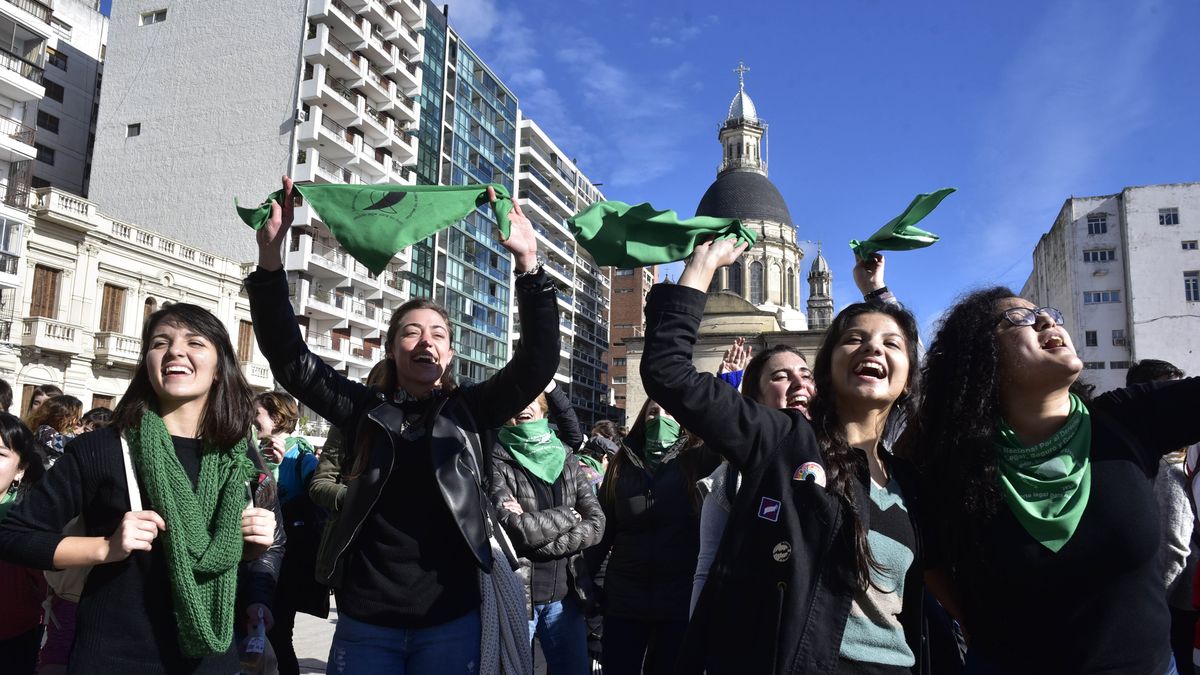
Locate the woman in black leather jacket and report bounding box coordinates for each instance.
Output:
[246,178,559,673]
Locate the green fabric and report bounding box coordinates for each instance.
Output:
[578,454,604,476]
[568,200,757,268]
[0,488,14,521]
[849,188,955,260]
[994,394,1092,552]
[125,411,256,658]
[643,417,682,471]
[237,183,514,274]
[499,418,567,485]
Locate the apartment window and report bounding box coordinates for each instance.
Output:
[126,123,141,138]
[1184,241,1198,251]
[1109,361,1130,370]
[1112,329,1127,346]
[1082,249,1115,263]
[30,176,48,188]
[46,47,67,70]
[35,144,54,165]
[615,269,634,277]
[612,376,627,385]
[1186,271,1200,302]
[37,111,59,134]
[1083,362,1106,370]
[1087,214,1108,235]
[98,284,126,332]
[140,9,168,25]
[1084,331,1097,347]
[30,265,61,318]
[91,394,114,410]
[613,357,626,367]
[1159,208,1180,226]
[1083,290,1120,304]
[43,79,64,103]
[238,320,254,361]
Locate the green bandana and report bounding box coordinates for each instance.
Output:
[994,394,1092,552]
[499,418,567,485]
[125,411,256,658]
[849,188,955,260]
[578,454,604,476]
[643,417,682,471]
[236,183,514,274]
[0,488,15,522]
[568,200,758,268]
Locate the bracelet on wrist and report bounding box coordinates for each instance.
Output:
[864,286,890,301]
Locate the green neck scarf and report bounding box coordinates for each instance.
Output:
[125,411,256,658]
[568,200,757,268]
[499,419,567,485]
[237,183,514,275]
[849,188,954,260]
[643,417,682,472]
[578,454,604,476]
[0,488,15,522]
[994,394,1092,552]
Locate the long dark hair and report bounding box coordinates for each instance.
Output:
[113,304,254,448]
[742,344,808,402]
[809,301,920,592]
[604,398,704,510]
[0,412,42,493]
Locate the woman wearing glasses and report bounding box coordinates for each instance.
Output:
[908,289,1200,673]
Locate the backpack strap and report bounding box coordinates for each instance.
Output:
[120,435,142,511]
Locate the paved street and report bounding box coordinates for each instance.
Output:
[293,596,338,674]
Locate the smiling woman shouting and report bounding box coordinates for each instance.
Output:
[245,177,559,673]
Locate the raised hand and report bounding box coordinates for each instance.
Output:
[719,337,753,375]
[256,176,295,271]
[103,510,167,562]
[679,236,750,292]
[853,253,886,296]
[489,186,538,273]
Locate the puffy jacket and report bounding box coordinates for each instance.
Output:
[491,445,605,616]
[245,266,560,588]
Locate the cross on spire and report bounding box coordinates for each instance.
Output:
[734,61,750,90]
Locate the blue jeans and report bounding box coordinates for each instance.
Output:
[528,596,589,675]
[327,609,481,674]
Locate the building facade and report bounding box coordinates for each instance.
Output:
[1,186,272,413]
[32,0,106,197]
[605,265,655,423]
[1022,182,1200,393]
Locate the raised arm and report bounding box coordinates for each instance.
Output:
[545,381,584,451]
[642,239,812,471]
[1094,377,1200,459]
[854,253,898,304]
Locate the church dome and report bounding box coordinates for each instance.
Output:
[727,89,757,122]
[810,250,830,274]
[696,170,793,227]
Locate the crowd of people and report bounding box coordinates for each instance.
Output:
[0,175,1194,675]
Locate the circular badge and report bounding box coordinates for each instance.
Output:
[772,541,792,563]
[793,462,827,487]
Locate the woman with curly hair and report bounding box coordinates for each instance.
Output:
[909,288,1200,673]
[641,238,927,674]
[26,394,82,469]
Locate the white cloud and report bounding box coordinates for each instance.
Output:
[444,0,500,43]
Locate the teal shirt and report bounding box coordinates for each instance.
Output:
[278,437,319,504]
[839,477,917,668]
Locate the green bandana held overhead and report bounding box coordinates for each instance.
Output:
[236,184,514,274]
[569,200,757,268]
[499,418,567,485]
[993,393,1092,552]
[125,410,257,658]
[849,187,955,260]
[643,416,682,471]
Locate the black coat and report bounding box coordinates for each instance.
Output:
[491,445,605,615]
[640,283,928,675]
[245,266,560,587]
[587,437,720,623]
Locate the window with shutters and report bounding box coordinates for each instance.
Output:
[143,297,158,324]
[98,284,125,332]
[237,320,254,361]
[750,261,764,304]
[30,265,60,318]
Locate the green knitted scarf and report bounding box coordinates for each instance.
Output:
[125,411,256,658]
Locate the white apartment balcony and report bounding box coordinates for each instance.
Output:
[521,146,576,197]
[520,191,573,238]
[308,0,367,45]
[293,149,363,187]
[382,87,418,123]
[390,21,423,64]
[520,166,575,219]
[305,331,348,368]
[0,115,35,163]
[93,332,141,368]
[360,61,392,105]
[386,155,415,184]
[0,47,43,102]
[0,0,52,38]
[304,238,353,280]
[297,108,358,161]
[357,26,396,70]
[298,287,346,323]
[22,316,82,354]
[33,187,104,233]
[308,27,364,84]
[240,361,274,390]
[384,124,417,164]
[0,179,30,219]
[368,269,406,301]
[385,54,421,95]
[299,72,360,125]
[393,0,425,28]
[357,99,390,146]
[343,0,391,31]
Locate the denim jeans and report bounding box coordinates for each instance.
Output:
[327,609,481,675]
[528,596,589,675]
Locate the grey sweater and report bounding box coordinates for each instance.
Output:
[1156,456,1199,610]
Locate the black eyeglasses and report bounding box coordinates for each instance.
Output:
[997,306,1064,327]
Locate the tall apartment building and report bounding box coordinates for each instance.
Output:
[1,186,273,412]
[515,118,610,429]
[606,265,656,422]
[1022,182,1200,393]
[0,0,51,341]
[31,0,106,196]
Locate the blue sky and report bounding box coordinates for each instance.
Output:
[447,0,1199,333]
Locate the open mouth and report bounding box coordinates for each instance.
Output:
[412,352,438,365]
[853,361,887,380]
[785,391,809,409]
[516,411,534,422]
[1041,334,1066,350]
[163,364,193,378]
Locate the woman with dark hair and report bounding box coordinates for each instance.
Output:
[910,288,1200,674]
[247,178,558,673]
[0,414,45,673]
[80,407,114,432]
[27,394,83,469]
[0,303,284,673]
[23,384,63,421]
[641,237,926,674]
[0,378,13,414]
[586,397,720,674]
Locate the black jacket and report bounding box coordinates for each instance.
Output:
[491,445,605,615]
[245,266,559,587]
[640,283,928,675]
[544,385,584,451]
[587,435,720,623]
